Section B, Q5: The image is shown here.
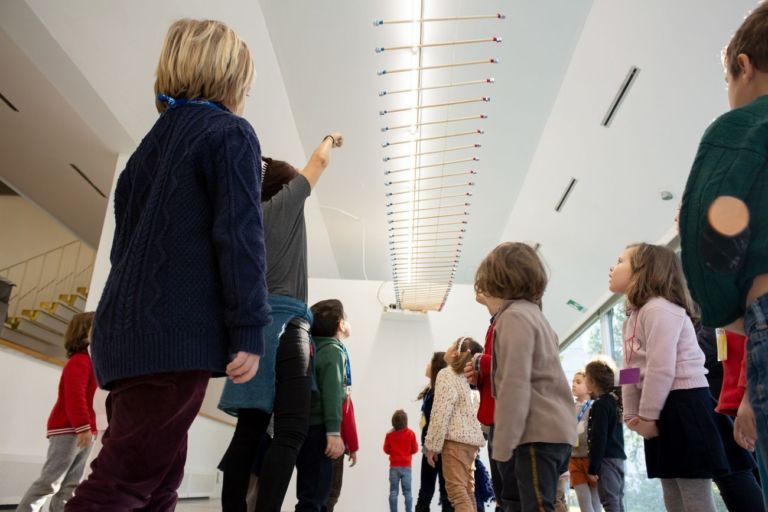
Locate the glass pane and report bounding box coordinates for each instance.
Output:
[610,301,627,363]
[560,319,602,378]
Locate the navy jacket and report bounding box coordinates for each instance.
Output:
[92,103,271,387]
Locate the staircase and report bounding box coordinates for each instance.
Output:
[0,241,94,361]
[1,287,88,360]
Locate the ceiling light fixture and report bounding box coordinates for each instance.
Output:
[376,3,504,311]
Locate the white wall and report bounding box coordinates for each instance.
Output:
[0,196,83,270]
[0,345,61,505]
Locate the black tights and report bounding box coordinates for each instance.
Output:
[221,319,313,512]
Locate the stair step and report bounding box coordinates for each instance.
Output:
[22,309,68,335]
[14,318,64,346]
[0,325,66,360]
[40,301,78,323]
[76,287,88,297]
[59,294,86,312]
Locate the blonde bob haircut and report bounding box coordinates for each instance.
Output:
[154,19,254,113]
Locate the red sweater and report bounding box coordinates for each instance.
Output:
[47,352,97,437]
[476,318,497,426]
[340,395,359,453]
[383,427,418,468]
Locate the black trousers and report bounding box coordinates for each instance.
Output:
[221,320,313,512]
[295,425,335,512]
[414,452,452,512]
[490,425,520,512]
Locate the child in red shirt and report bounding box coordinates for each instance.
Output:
[384,410,419,512]
[17,312,96,512]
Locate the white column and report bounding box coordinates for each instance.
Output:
[84,153,128,432]
[85,153,128,312]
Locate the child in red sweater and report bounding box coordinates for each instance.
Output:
[384,410,419,512]
[16,312,96,512]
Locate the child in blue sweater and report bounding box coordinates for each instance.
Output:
[68,19,270,509]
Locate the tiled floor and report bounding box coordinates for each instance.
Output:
[175,499,221,511]
[174,499,296,512]
[175,499,293,512]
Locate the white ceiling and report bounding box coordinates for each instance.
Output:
[0,0,757,339]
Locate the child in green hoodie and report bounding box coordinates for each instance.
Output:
[295,299,350,512]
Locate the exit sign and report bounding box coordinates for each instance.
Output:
[567,299,585,312]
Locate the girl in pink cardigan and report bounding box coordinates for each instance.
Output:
[609,243,730,512]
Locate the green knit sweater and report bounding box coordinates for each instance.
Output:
[310,337,345,433]
[681,95,768,327]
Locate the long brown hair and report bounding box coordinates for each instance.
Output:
[64,312,95,358]
[449,336,483,374]
[418,351,447,400]
[626,243,697,320]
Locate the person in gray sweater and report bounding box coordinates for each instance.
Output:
[474,242,576,512]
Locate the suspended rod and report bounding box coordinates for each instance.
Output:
[388,202,470,214]
[388,221,468,231]
[383,130,483,147]
[392,253,460,259]
[387,193,472,206]
[386,158,478,174]
[386,183,474,196]
[389,235,464,244]
[380,97,489,115]
[376,37,501,53]
[379,80,493,98]
[386,170,476,186]
[374,14,506,25]
[384,144,480,161]
[389,212,468,224]
[389,242,463,250]
[378,58,498,75]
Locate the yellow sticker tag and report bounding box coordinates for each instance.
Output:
[716,328,728,362]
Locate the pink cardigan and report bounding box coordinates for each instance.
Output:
[621,297,709,420]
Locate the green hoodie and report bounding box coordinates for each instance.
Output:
[311,336,346,433]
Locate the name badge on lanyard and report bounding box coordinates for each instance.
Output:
[620,314,641,385]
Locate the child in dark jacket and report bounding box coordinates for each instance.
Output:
[16,312,96,512]
[584,359,626,512]
[385,410,419,512]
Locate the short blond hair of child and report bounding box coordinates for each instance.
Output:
[154,19,254,113]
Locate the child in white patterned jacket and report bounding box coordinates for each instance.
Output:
[425,337,485,512]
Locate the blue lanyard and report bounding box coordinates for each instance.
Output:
[156,94,227,115]
[340,342,352,387]
[576,400,592,423]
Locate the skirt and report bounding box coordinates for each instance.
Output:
[644,387,730,479]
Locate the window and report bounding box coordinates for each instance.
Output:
[609,300,626,363]
[560,318,602,379]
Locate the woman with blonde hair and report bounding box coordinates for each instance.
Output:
[67,18,270,509]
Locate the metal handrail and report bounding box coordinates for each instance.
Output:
[2,241,95,320]
[0,240,81,275]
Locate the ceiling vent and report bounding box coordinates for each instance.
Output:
[555,177,577,213]
[0,92,19,112]
[69,164,106,198]
[601,66,639,127]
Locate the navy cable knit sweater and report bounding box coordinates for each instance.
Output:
[92,103,271,388]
